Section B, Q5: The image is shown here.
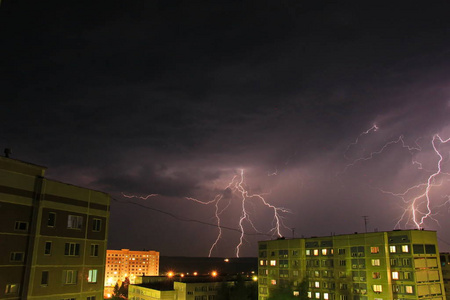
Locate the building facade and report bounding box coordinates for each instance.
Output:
[441,253,450,300]
[129,276,255,300]
[258,230,446,300]
[0,156,110,300]
[105,249,159,287]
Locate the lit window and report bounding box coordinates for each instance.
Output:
[315,292,320,299]
[405,286,413,293]
[392,271,399,280]
[315,281,320,288]
[306,250,311,256]
[293,291,299,296]
[313,249,319,256]
[389,246,396,253]
[5,284,19,294]
[372,272,381,279]
[260,260,264,266]
[88,269,98,283]
[372,259,381,266]
[324,293,329,300]
[308,291,312,298]
[270,260,276,266]
[373,285,383,293]
[271,280,277,285]
[322,249,328,255]
[370,247,379,254]
[67,215,83,229]
[402,245,409,253]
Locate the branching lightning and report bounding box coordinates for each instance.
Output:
[343,125,450,230]
[344,124,379,160]
[122,170,290,257]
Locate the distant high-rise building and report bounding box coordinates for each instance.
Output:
[0,155,110,300]
[258,230,446,300]
[105,249,159,287]
[441,252,450,300]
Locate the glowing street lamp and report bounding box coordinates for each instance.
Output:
[211,271,218,277]
[167,271,174,278]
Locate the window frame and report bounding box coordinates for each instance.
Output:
[9,252,24,262]
[88,269,98,283]
[92,218,102,232]
[64,242,81,256]
[44,241,52,255]
[41,271,49,286]
[67,215,83,229]
[14,221,28,231]
[47,212,56,227]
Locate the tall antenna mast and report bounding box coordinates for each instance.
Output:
[362,216,369,233]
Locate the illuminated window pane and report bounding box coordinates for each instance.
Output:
[405,285,413,293]
[306,250,311,256]
[389,246,396,253]
[270,260,276,266]
[313,249,319,256]
[373,284,382,292]
[324,293,329,300]
[271,279,277,285]
[293,291,299,296]
[370,247,379,254]
[392,271,399,280]
[315,281,320,288]
[322,249,328,255]
[402,245,409,253]
[372,259,380,266]
[315,292,320,299]
[88,269,98,283]
[308,291,312,298]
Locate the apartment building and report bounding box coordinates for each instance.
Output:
[258,230,446,300]
[105,249,159,286]
[441,253,450,300]
[0,155,110,300]
[129,275,256,300]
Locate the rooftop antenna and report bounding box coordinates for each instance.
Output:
[4,148,11,158]
[362,216,369,233]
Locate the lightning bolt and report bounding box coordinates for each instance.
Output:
[122,193,159,200]
[392,134,450,229]
[340,134,421,175]
[344,124,379,159]
[122,170,290,257]
[343,126,450,230]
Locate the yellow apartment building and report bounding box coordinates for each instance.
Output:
[0,155,110,300]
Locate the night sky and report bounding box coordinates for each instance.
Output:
[2,1,450,257]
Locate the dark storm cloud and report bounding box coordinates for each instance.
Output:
[2,0,450,256]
